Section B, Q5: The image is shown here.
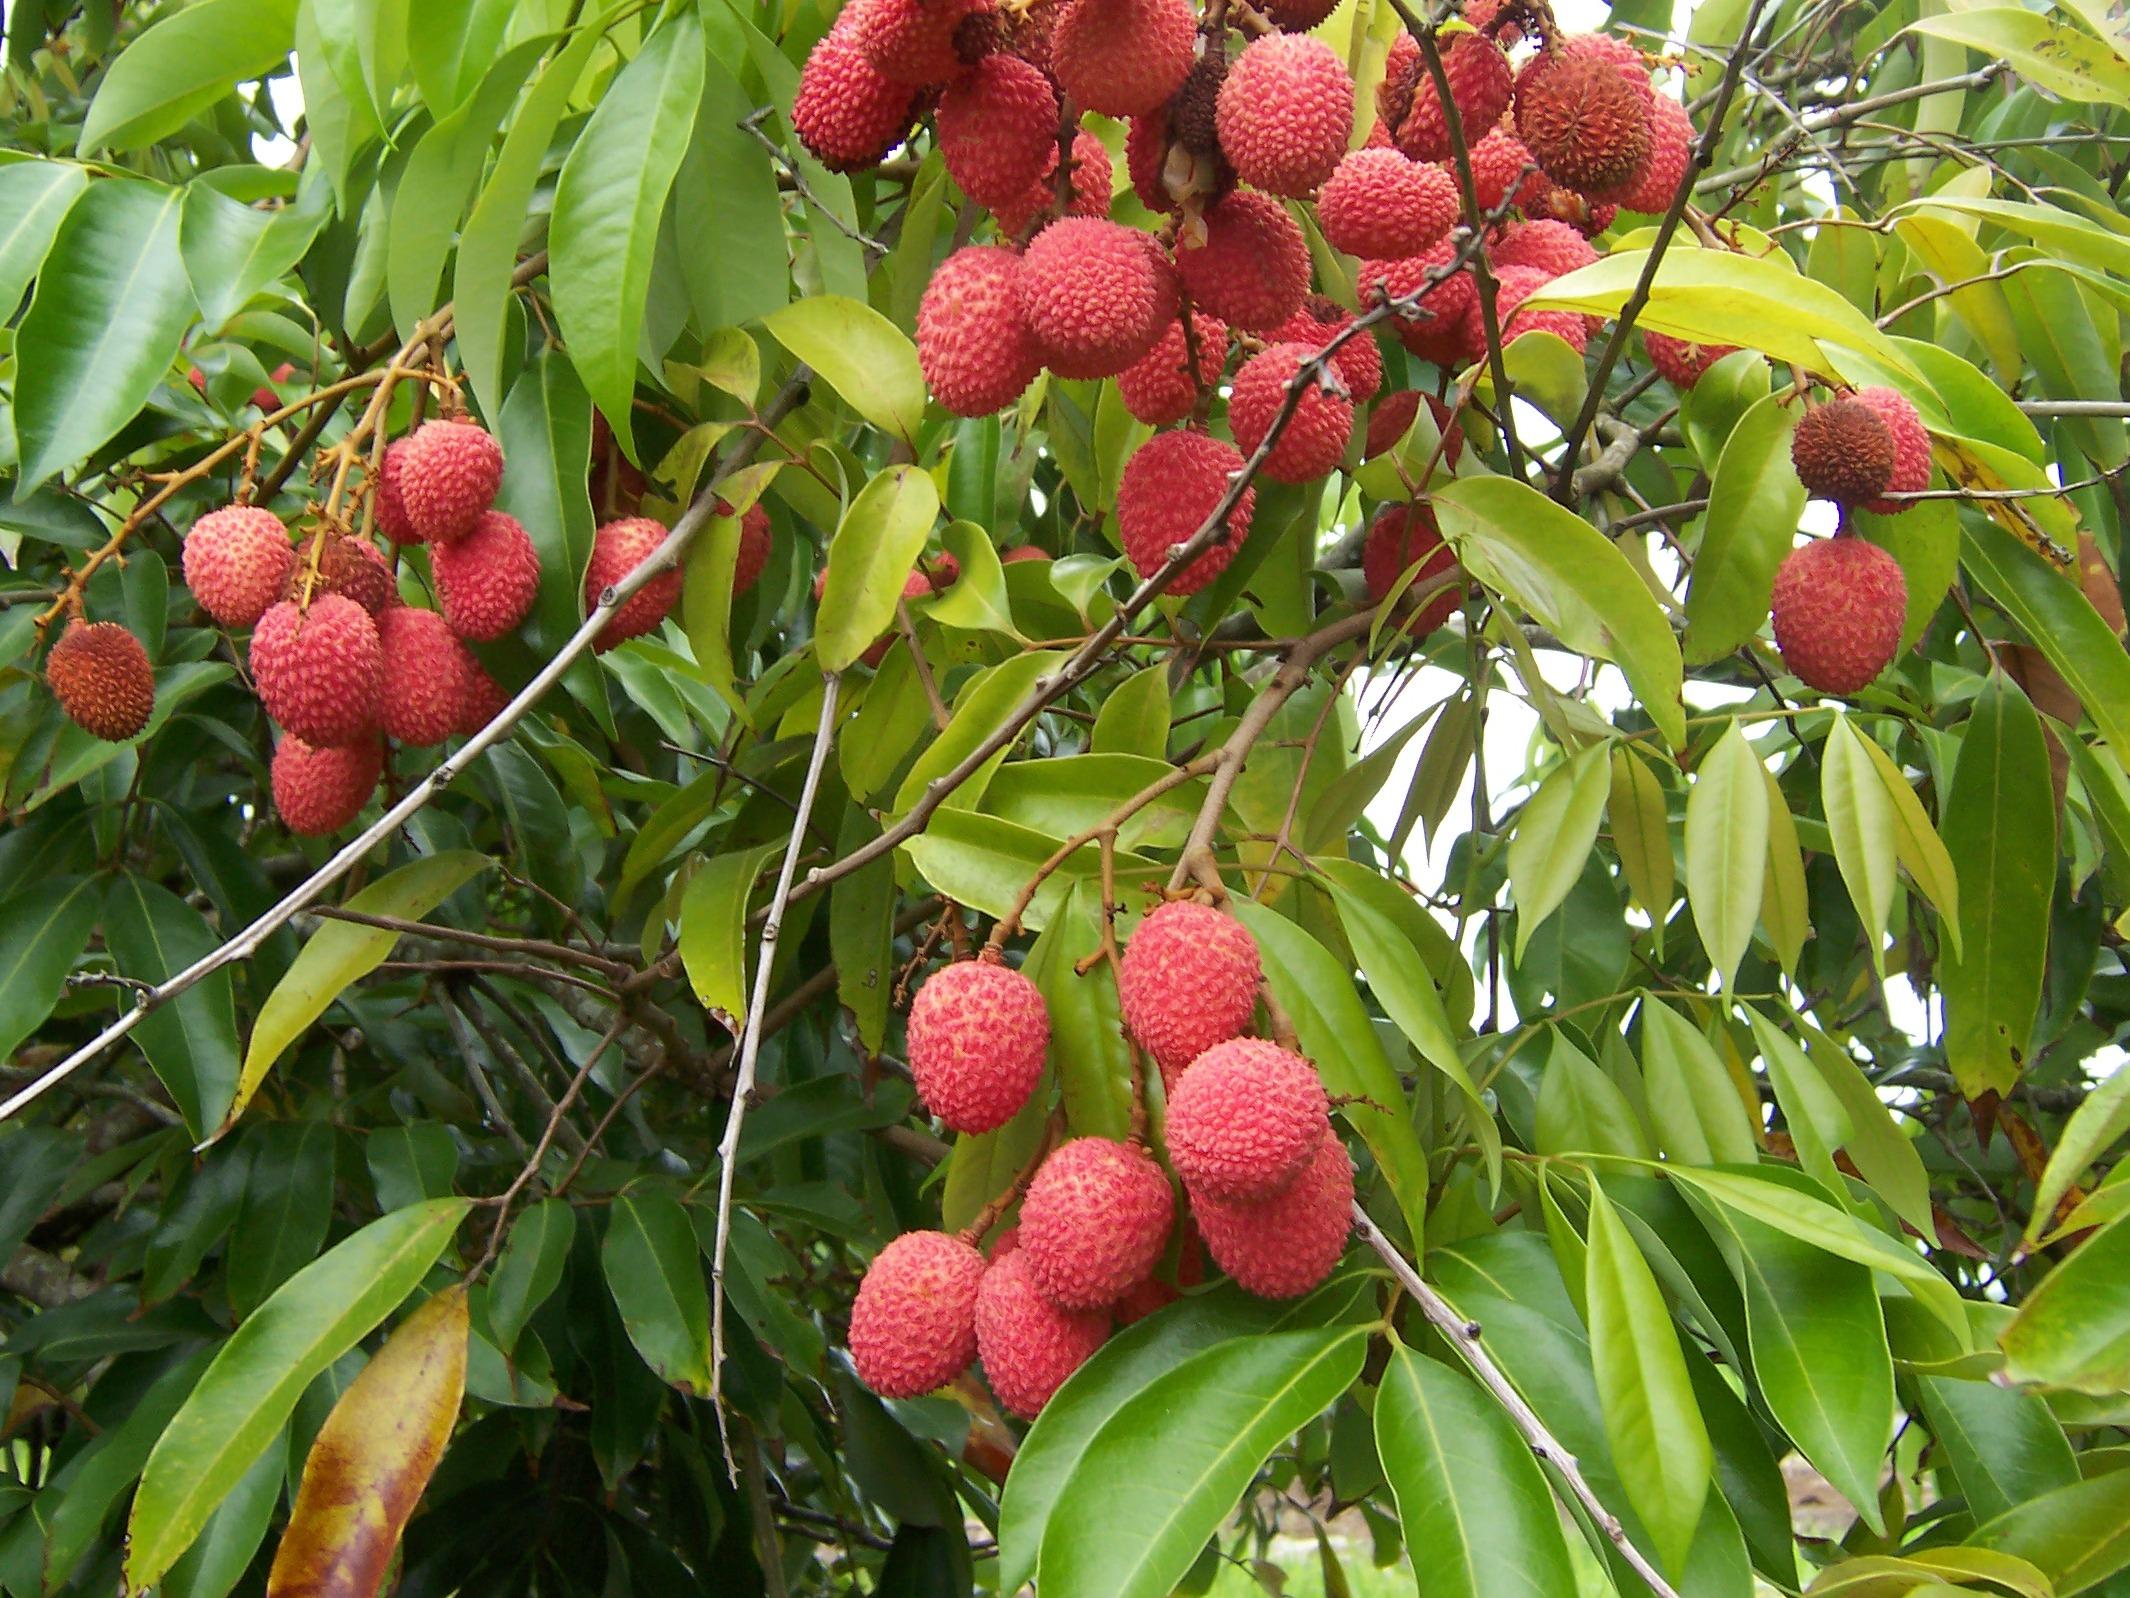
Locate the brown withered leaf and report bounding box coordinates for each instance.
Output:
[267,1283,469,1598]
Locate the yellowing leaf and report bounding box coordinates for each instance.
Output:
[817,465,940,673]
[1906,9,2130,108]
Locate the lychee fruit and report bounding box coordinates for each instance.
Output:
[849,1230,985,1399]
[1644,331,1737,390]
[1791,394,1897,507]
[287,534,396,617]
[794,22,919,172]
[1365,390,1421,459]
[851,0,989,84]
[1227,340,1355,483]
[975,1248,1109,1418]
[1261,0,1338,26]
[375,605,471,747]
[1001,545,1051,564]
[1364,502,1465,633]
[270,735,384,835]
[1172,51,1227,158]
[1396,30,1514,163]
[1514,47,1652,197]
[182,505,294,627]
[431,510,540,642]
[374,438,420,545]
[1317,149,1458,259]
[1216,35,1354,198]
[1856,387,1931,514]
[586,518,680,650]
[1117,899,1261,1079]
[730,501,773,595]
[1018,1139,1175,1310]
[1358,244,1476,366]
[1166,1039,1329,1203]
[1117,311,1229,426]
[249,594,384,747]
[1114,1230,1204,1325]
[1270,297,1383,405]
[1465,127,1541,214]
[918,245,1042,417]
[1126,108,1177,213]
[991,129,1113,237]
[937,53,1057,211]
[906,958,1049,1133]
[396,419,503,544]
[1478,263,1591,356]
[1192,1134,1353,1299]
[1018,218,1175,380]
[1173,190,1310,333]
[456,652,508,735]
[1116,430,1256,595]
[46,620,154,742]
[1618,91,1693,213]
[1051,0,1195,118]
[1770,536,1907,695]
[1491,218,1598,277]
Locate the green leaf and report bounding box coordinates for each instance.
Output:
[0,875,99,1063]
[1535,1031,1653,1159]
[1372,1340,1579,1598]
[603,1192,715,1397]
[101,876,240,1140]
[891,647,1061,813]
[124,1199,470,1592]
[1906,8,2130,108]
[1794,1023,1936,1240]
[408,0,517,113]
[1036,1327,1368,1598]
[230,852,493,1138]
[1609,746,1675,935]
[678,843,778,1024]
[1092,669,1172,761]
[2000,1213,2130,1393]
[488,1199,576,1356]
[1684,722,1769,992]
[901,810,1135,933]
[1585,1180,1711,1576]
[1433,477,1685,747]
[819,466,943,675]
[1639,998,1758,1166]
[160,1432,282,1598]
[179,174,328,333]
[1685,391,1808,663]
[12,180,196,491]
[549,7,704,460]
[2028,1062,2130,1244]
[1916,1375,2077,1524]
[79,0,299,153]
[1822,715,1898,973]
[829,810,897,1053]
[670,56,790,331]
[763,295,927,447]
[1844,724,1960,948]
[1759,759,1809,976]
[1941,673,2054,1098]
[1974,1468,2130,1595]
[1749,1006,1851,1201]
[0,161,87,323]
[226,1121,336,1318]
[922,520,1024,639]
[1508,744,1611,961]
[1029,882,1135,1142]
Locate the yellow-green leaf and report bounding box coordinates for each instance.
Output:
[1685,724,1769,991]
[1508,744,1612,960]
[1848,725,1960,951]
[1906,9,2130,108]
[1822,716,1899,974]
[763,294,927,445]
[817,466,940,672]
[1610,747,1675,941]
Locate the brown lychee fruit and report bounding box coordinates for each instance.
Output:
[1173,190,1310,334]
[1116,429,1256,595]
[182,505,295,627]
[1001,545,1051,564]
[1117,899,1261,1080]
[1791,394,1897,507]
[1396,30,1514,163]
[794,21,920,172]
[374,438,421,545]
[1017,218,1175,380]
[1364,390,1422,459]
[1051,0,1195,118]
[47,621,154,742]
[1317,149,1459,259]
[376,605,471,747]
[1191,1133,1353,1299]
[1644,331,1737,391]
[850,1230,986,1399]
[249,593,384,747]
[1215,35,1355,198]
[1770,536,1907,695]
[431,510,540,642]
[918,246,1042,417]
[1227,340,1356,484]
[1260,0,1339,27]
[1018,1139,1175,1310]
[1166,1038,1329,1203]
[1117,312,1229,426]
[271,735,384,835]
[585,518,680,650]
[906,958,1049,1133]
[975,1248,1109,1418]
[1363,502,1464,633]
[1172,48,1228,159]
[937,53,1057,211]
[1269,297,1383,405]
[1514,48,1652,197]
[1856,387,1931,515]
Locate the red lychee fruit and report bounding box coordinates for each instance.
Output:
[271,735,384,835]
[851,0,989,84]
[182,505,294,627]
[1364,502,1464,633]
[1856,387,1931,515]
[1644,331,1737,390]
[1525,180,1617,235]
[1365,390,1421,459]
[1051,0,1195,118]
[1017,218,1175,379]
[794,22,919,172]
[1396,30,1514,163]
[1001,545,1051,564]
[431,510,540,642]
[1117,899,1261,1080]
[1173,190,1310,334]
[991,129,1113,237]
[1227,340,1356,483]
[397,419,503,545]
[585,518,680,651]
[730,501,772,595]
[1191,1133,1354,1299]
[288,535,396,617]
[937,53,1058,211]
[1126,108,1176,213]
[1618,91,1693,213]
[850,1230,986,1399]
[906,958,1050,1133]
[374,438,420,545]
[1514,48,1652,198]
[375,605,471,747]
[1018,1138,1176,1310]
[1770,535,1907,695]
[1317,149,1458,259]
[1216,35,1355,198]
[975,1248,1109,1418]
[1475,263,1591,356]
[1791,394,1897,507]
[1358,243,1476,366]
[1114,1230,1204,1325]
[918,245,1042,416]
[456,651,508,735]
[1116,429,1256,595]
[249,593,384,747]
[1491,218,1598,277]
[1118,311,1229,426]
[46,621,154,742]
[1269,298,1383,405]
[1166,1039,1329,1202]
[1465,128,1540,214]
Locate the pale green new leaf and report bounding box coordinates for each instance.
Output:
[1685,723,1769,992]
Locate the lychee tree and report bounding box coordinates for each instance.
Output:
[2,0,2130,1592]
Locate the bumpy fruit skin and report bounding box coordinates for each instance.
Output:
[1019,1139,1176,1310]
[1117,430,1256,594]
[1645,330,1737,390]
[431,510,540,642]
[1363,502,1462,632]
[1365,390,1421,459]
[1514,50,1652,197]
[906,959,1049,1133]
[1018,218,1175,380]
[183,505,294,627]
[794,21,918,172]
[586,518,680,650]
[918,246,1042,417]
[1619,91,1693,213]
[456,652,508,735]
[1856,387,1931,514]
[938,54,1057,210]
[1117,311,1229,425]
[1358,244,1474,366]
[1792,395,1897,506]
[375,605,470,747]
[1126,109,1176,213]
[397,420,503,544]
[1174,190,1310,333]
[375,439,420,545]
[992,129,1112,237]
[1193,1134,1353,1298]
[1479,263,1591,356]
[1051,0,1195,117]
[1465,128,1538,214]
[250,594,384,747]
[289,535,396,617]
[1227,340,1355,483]
[852,0,988,84]
[1770,536,1907,695]
[975,1249,1109,1418]
[1317,149,1457,259]
[731,502,773,595]
[1261,0,1338,27]
[1117,899,1262,1079]
[1216,35,1355,198]
[1491,218,1598,277]
[1270,298,1382,405]
[271,735,384,835]
[1167,1039,1329,1202]
[1395,31,1513,162]
[1114,1230,1204,1325]
[47,621,154,741]
[850,1231,986,1399]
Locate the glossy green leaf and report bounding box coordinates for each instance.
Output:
[1795,1023,1936,1241]
[408,0,517,113]
[180,174,328,333]
[1685,391,1808,663]
[1822,715,1898,972]
[1845,723,1960,946]
[820,467,943,674]
[101,875,240,1140]
[829,810,897,1052]
[1029,882,1135,1142]
[2000,1213,2130,1392]
[1609,746,1675,934]
[1639,998,1759,1166]
[1917,1374,2078,1524]
[1685,723,1769,992]
[1975,1468,2130,1594]
[488,1199,575,1357]
[1759,760,1809,976]
[1091,667,1171,760]
[0,161,87,322]
[228,1122,337,1319]
[1535,1031,1653,1159]
[0,873,98,1065]
[902,809,1136,933]
[763,295,927,446]
[79,0,298,153]
[2028,1063,2130,1245]
[1508,744,1612,961]
[678,843,778,1024]
[603,1192,715,1397]
[891,647,1061,813]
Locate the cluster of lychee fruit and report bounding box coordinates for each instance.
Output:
[850,898,1351,1419]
